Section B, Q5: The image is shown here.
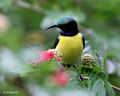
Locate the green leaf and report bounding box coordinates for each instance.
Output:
[103,55,107,71]
[92,80,106,96]
[104,81,115,96]
[88,75,98,90]
[78,66,108,81]
[66,72,86,89]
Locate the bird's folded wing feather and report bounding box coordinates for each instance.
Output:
[54,34,60,48]
[79,32,85,49]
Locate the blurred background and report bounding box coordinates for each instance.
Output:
[0,0,120,96]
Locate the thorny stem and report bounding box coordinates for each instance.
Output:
[83,77,120,92]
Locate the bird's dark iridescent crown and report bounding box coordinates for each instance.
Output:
[46,16,79,36]
[57,16,76,25]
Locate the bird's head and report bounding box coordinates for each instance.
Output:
[46,16,79,36]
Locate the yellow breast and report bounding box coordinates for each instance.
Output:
[56,33,83,64]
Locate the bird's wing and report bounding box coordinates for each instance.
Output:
[54,34,60,48]
[79,32,85,49]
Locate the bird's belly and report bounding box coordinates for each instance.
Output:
[56,34,83,64]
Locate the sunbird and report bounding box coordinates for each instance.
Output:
[46,16,85,80]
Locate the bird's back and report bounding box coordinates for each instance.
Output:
[56,33,83,64]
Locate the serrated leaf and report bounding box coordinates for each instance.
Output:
[78,66,108,80]
[92,80,106,96]
[104,81,115,96]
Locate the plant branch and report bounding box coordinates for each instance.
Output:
[83,76,120,92]
[12,0,45,15]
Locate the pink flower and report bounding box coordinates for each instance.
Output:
[38,51,54,62]
[52,70,69,86]
[30,50,55,64]
[57,57,61,62]
[27,45,61,64]
[47,51,54,58]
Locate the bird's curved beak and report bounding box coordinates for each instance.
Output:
[46,24,59,30]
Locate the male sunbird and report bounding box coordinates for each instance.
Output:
[46,16,85,80]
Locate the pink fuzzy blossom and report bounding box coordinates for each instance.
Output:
[57,57,61,62]
[52,70,69,86]
[38,50,54,62]
[29,47,62,64]
[30,50,54,64]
